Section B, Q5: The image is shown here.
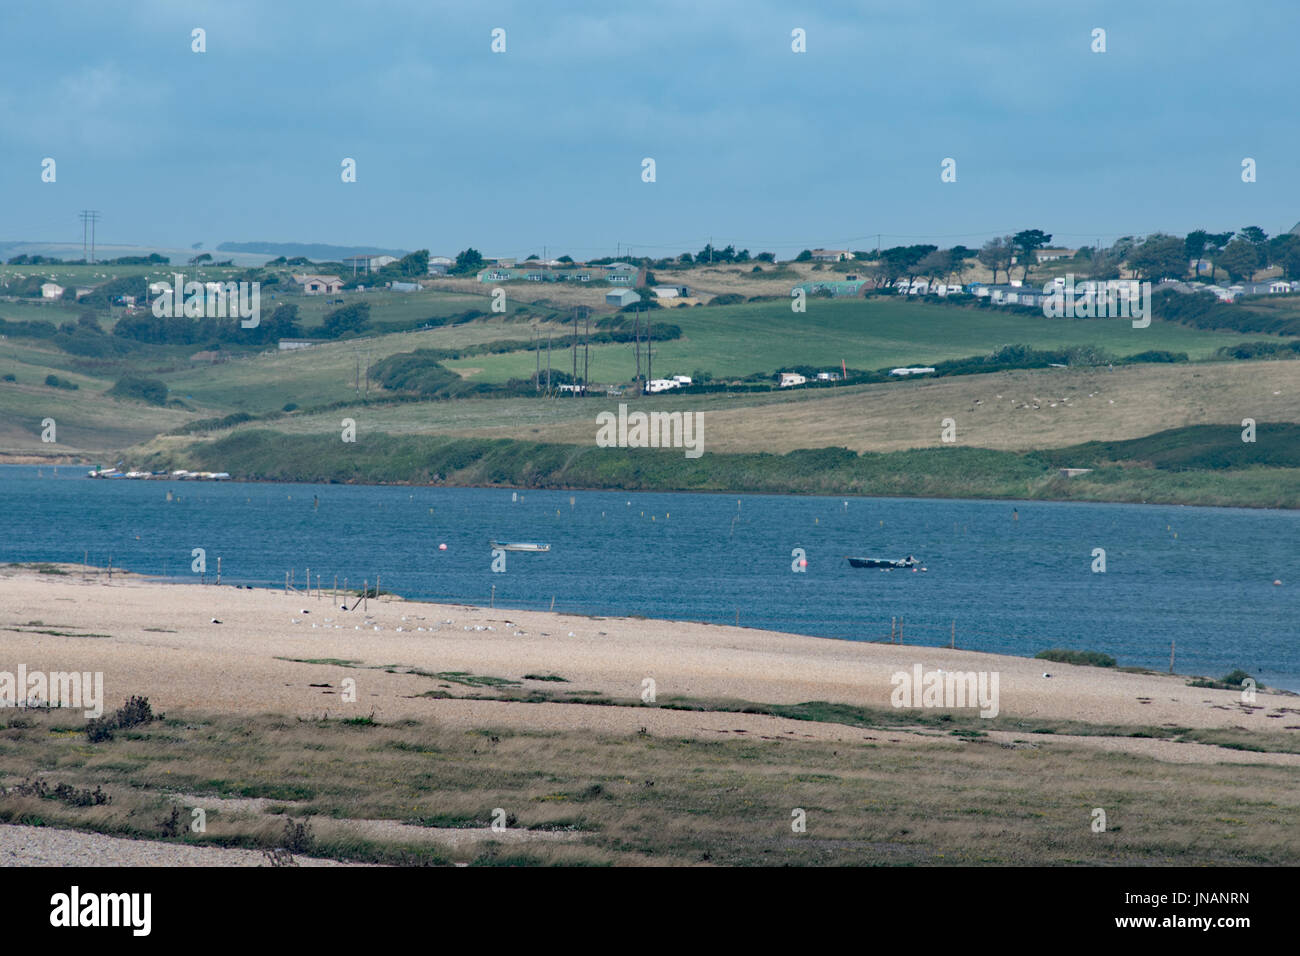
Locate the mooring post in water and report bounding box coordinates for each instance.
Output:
[899,616,904,644]
[891,617,896,643]
[951,620,955,649]
[217,557,221,587]
[1170,640,1176,674]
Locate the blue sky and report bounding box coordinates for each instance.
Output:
[2,0,1297,260]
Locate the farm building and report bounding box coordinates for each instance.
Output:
[606,288,640,307]
[40,282,65,298]
[811,249,853,262]
[651,285,690,299]
[427,256,454,275]
[291,274,344,295]
[343,254,397,274]
[604,264,639,284]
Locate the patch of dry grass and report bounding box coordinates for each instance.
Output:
[1,699,1296,866]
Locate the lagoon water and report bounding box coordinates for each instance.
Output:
[4,465,1298,690]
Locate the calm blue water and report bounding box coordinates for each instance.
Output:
[4,465,1298,689]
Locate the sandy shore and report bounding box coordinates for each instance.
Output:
[1,566,1294,757]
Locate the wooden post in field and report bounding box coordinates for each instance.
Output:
[950,620,955,649]
[1169,640,1176,674]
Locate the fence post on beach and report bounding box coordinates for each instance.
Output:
[376,574,381,602]
[217,557,221,587]
[899,617,904,644]
[1169,640,1176,674]
[550,596,556,611]
[333,575,337,602]
[107,556,112,580]
[891,617,896,643]
[490,584,495,608]
[306,568,310,598]
[950,620,955,649]
[316,574,321,599]
[364,580,368,612]
[284,571,288,593]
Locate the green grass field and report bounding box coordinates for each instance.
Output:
[443,298,1274,383]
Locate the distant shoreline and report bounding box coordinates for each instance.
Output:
[3,453,1297,511]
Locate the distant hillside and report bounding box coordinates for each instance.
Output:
[217,241,408,260]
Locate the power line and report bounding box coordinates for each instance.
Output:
[78,210,101,263]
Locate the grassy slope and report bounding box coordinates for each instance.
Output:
[6,287,1300,508]
[443,297,1276,383]
[222,360,1297,455]
[138,425,1300,509]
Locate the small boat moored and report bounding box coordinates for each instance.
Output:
[489,540,551,552]
[846,555,924,570]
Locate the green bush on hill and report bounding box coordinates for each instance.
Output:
[1034,649,1118,668]
[108,375,169,405]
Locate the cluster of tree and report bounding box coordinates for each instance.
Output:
[319,302,370,338]
[112,303,305,347]
[690,244,753,264]
[5,253,169,266]
[108,375,169,405]
[1151,287,1300,336]
[451,248,485,275]
[75,275,147,309]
